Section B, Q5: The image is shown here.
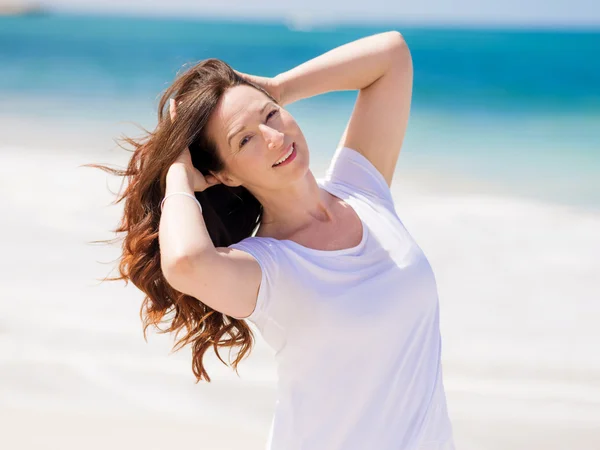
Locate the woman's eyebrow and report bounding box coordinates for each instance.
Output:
[227,102,274,147]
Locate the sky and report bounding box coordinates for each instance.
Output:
[37,0,600,27]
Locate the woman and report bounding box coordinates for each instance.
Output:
[97,31,455,449]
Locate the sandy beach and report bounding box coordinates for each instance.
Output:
[1,113,599,449]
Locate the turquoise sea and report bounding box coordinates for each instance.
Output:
[1,13,599,208]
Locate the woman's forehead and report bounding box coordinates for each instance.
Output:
[212,86,271,140]
[220,85,269,119]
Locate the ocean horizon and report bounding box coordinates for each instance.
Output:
[1,12,599,210]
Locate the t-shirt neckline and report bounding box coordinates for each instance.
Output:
[251,179,368,256]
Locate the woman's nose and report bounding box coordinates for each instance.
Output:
[259,124,284,149]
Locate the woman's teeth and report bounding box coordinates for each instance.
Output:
[274,144,294,166]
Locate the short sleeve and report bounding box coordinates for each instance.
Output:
[227,238,278,326]
[323,146,395,208]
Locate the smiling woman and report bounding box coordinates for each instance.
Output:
[87,31,455,450]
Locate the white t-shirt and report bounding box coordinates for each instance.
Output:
[229,146,455,450]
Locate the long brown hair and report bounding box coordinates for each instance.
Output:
[86,58,277,382]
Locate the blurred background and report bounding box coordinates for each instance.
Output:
[1,1,599,449]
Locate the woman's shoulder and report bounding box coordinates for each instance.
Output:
[322,146,395,208]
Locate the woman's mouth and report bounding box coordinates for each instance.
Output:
[272,143,297,167]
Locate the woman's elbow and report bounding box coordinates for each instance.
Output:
[385,31,411,61]
[161,254,192,290]
[385,31,412,76]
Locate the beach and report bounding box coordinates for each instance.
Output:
[1,14,599,449]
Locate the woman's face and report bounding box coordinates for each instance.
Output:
[206,84,309,191]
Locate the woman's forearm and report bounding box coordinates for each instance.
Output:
[159,165,215,270]
[275,31,408,106]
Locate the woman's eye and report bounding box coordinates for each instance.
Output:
[267,109,278,120]
[239,136,251,148]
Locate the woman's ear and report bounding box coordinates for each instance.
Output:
[212,171,242,188]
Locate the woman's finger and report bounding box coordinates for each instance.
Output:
[206,174,220,186]
[169,98,177,121]
[234,70,261,86]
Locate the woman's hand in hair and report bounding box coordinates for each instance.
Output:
[169,99,221,192]
[234,70,284,105]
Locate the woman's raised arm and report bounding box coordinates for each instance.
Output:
[159,165,262,319]
[275,31,413,186]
